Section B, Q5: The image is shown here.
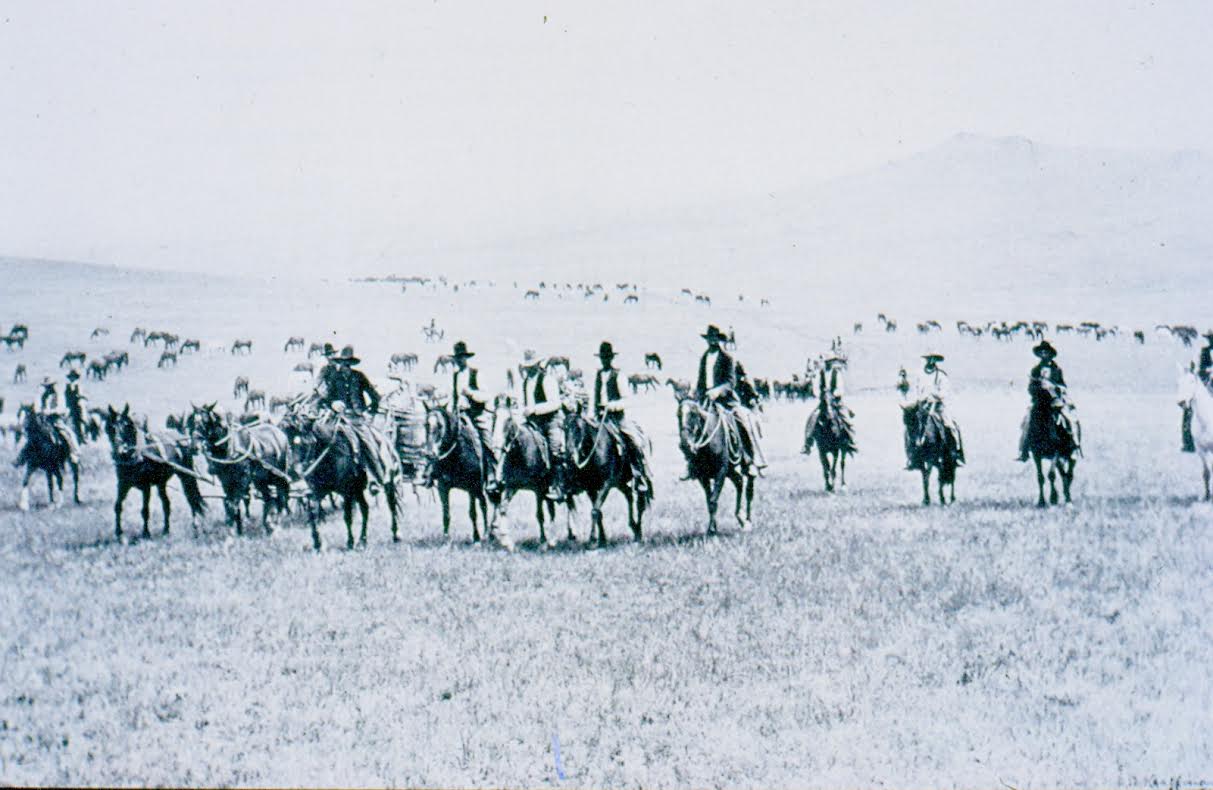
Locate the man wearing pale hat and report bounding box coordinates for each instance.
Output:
[907,353,964,470]
[514,348,566,499]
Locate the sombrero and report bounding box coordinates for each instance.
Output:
[1033,341,1058,359]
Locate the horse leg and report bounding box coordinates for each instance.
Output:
[1204,456,1211,501]
[45,468,58,508]
[343,495,355,550]
[592,486,610,547]
[114,480,131,539]
[70,460,80,505]
[439,484,452,538]
[706,472,725,536]
[838,453,847,492]
[309,494,322,551]
[536,494,554,548]
[468,494,481,543]
[920,467,931,506]
[356,490,369,546]
[140,487,152,538]
[18,467,33,511]
[818,445,832,492]
[627,487,643,542]
[745,473,755,525]
[1034,456,1047,507]
[158,483,172,536]
[1048,463,1059,506]
[733,473,750,531]
[1061,458,1075,505]
[386,483,400,543]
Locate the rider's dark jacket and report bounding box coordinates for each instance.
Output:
[1200,344,1213,383]
[1028,361,1066,402]
[695,349,738,404]
[321,365,379,414]
[594,368,623,420]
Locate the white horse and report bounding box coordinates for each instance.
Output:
[1178,366,1213,500]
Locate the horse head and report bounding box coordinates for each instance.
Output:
[104,403,140,462]
[676,397,706,451]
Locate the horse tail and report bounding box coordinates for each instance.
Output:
[177,467,208,516]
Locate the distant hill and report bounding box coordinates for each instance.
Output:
[423,134,1213,321]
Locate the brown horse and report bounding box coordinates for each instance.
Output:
[676,398,753,535]
[490,394,564,547]
[15,407,80,511]
[424,405,492,542]
[564,407,650,546]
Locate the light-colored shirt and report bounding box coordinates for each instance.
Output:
[915,368,950,401]
[704,350,720,388]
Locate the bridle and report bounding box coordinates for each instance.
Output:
[568,413,609,469]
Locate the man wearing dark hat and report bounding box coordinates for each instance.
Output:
[315,345,390,484]
[514,349,566,499]
[65,368,87,444]
[1017,340,1068,462]
[594,341,654,492]
[907,353,965,470]
[1180,330,1213,451]
[450,341,497,490]
[27,375,79,464]
[695,324,766,475]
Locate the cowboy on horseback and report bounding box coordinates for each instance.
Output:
[695,324,766,476]
[23,375,80,466]
[804,355,856,451]
[314,345,390,485]
[1017,340,1075,462]
[65,368,88,444]
[449,340,497,491]
[1181,330,1213,452]
[507,349,566,499]
[906,353,965,470]
[594,341,654,493]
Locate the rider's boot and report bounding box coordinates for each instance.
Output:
[546,457,565,501]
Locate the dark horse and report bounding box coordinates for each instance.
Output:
[565,407,650,547]
[490,394,564,547]
[189,403,291,534]
[676,398,753,535]
[803,398,856,492]
[14,408,80,510]
[1026,381,1080,507]
[902,402,960,505]
[280,411,401,550]
[424,405,492,541]
[103,404,207,539]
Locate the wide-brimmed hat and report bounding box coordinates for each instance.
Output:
[922,353,945,364]
[41,376,55,386]
[1033,341,1058,359]
[1204,330,1213,341]
[824,355,847,367]
[452,341,475,359]
[597,341,616,360]
[66,369,81,381]
[334,345,360,364]
[322,342,336,357]
[701,325,728,343]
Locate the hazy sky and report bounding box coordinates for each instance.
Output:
[1,1,1210,276]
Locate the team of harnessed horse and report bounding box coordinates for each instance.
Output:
[16,325,1213,550]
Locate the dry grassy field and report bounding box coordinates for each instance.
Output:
[0,259,1210,787]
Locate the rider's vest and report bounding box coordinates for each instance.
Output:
[594,368,623,419]
[522,370,555,418]
[452,367,485,415]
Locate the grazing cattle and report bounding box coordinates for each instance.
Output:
[853,322,863,335]
[244,390,267,412]
[1,334,24,351]
[524,290,540,301]
[231,339,254,355]
[665,378,692,400]
[9,324,29,340]
[13,364,27,384]
[623,294,639,304]
[695,294,712,306]
[628,373,660,394]
[233,376,250,398]
[283,336,306,353]
[390,352,418,371]
[157,351,178,369]
[90,327,109,339]
[293,362,314,375]
[86,360,108,381]
[644,352,663,371]
[60,351,86,368]
[268,395,294,414]
[885,320,898,333]
[433,354,455,374]
[179,339,201,354]
[307,342,327,358]
[1134,330,1145,345]
[103,351,129,371]
[130,327,147,344]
